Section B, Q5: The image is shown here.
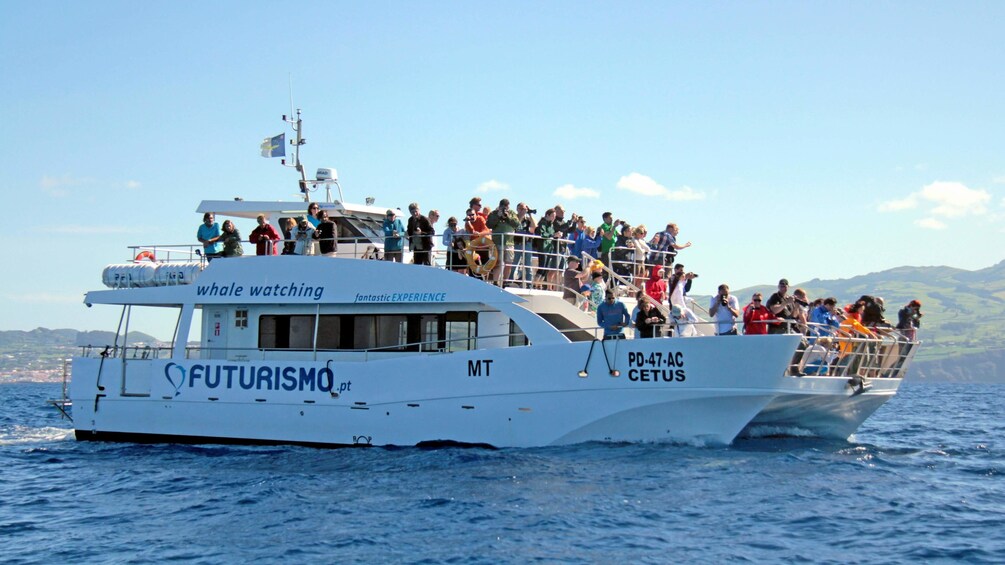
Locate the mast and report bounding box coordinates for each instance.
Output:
[281,109,309,202]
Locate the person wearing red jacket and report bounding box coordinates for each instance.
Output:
[249,214,281,256]
[743,292,774,335]
[645,265,667,306]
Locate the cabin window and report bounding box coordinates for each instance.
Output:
[445,312,477,352]
[258,311,482,352]
[420,315,440,352]
[509,320,529,347]
[353,315,408,351]
[316,315,341,350]
[259,314,315,349]
[234,309,248,329]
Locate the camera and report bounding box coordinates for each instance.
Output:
[527,208,537,215]
[719,295,728,306]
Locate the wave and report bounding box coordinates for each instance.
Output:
[0,425,73,445]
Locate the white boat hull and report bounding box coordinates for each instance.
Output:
[71,336,802,448]
[741,375,902,440]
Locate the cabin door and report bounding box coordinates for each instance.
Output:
[205,308,229,360]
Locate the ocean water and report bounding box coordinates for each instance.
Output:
[1,382,1002,564]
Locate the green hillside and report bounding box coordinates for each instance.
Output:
[731,259,1005,362]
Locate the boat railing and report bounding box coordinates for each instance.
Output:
[785,323,920,379]
[77,344,173,360]
[128,244,203,263]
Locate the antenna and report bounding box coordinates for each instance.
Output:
[281,109,309,201]
[288,74,295,125]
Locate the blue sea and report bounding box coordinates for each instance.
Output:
[1,382,1002,564]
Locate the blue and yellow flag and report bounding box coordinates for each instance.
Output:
[260,133,285,158]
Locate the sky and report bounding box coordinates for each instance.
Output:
[1,1,1003,338]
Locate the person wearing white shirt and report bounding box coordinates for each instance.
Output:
[708,283,741,335]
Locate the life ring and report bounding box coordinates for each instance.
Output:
[463,235,498,277]
[134,250,157,262]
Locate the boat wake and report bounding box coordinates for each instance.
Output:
[0,425,74,446]
[741,425,820,439]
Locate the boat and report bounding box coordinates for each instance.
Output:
[61,112,920,447]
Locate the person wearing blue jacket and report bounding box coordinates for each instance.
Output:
[382,209,406,262]
[597,289,631,339]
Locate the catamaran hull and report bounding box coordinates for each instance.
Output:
[71,336,802,448]
[741,376,902,440]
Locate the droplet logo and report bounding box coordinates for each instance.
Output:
[164,363,187,396]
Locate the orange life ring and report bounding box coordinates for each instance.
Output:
[463,235,498,276]
[134,250,157,262]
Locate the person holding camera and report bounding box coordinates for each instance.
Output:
[743,292,773,335]
[513,203,537,287]
[668,263,700,329]
[809,297,844,336]
[406,202,434,265]
[766,278,797,334]
[292,215,315,256]
[635,296,667,338]
[896,299,923,341]
[708,283,741,335]
[487,198,521,283]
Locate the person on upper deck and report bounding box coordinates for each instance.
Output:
[249,214,281,256]
[197,212,224,261]
[859,295,891,328]
[597,289,631,340]
[513,203,537,287]
[280,217,296,255]
[611,224,634,280]
[487,198,521,283]
[382,209,406,262]
[709,283,741,335]
[465,197,490,235]
[766,279,797,334]
[406,202,434,266]
[313,210,337,257]
[533,209,561,289]
[743,292,773,335]
[442,216,466,273]
[588,269,606,312]
[220,220,244,258]
[427,210,440,265]
[809,297,843,336]
[306,203,321,228]
[645,265,667,306]
[631,226,652,285]
[598,212,618,280]
[791,288,811,334]
[896,299,922,341]
[562,256,590,305]
[634,296,667,339]
[292,215,315,255]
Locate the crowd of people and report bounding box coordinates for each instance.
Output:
[197,199,923,354]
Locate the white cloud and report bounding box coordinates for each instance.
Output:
[476,179,510,193]
[878,195,918,212]
[876,181,991,228]
[919,181,990,218]
[125,180,142,189]
[39,174,92,197]
[553,184,600,200]
[915,217,947,230]
[616,173,706,201]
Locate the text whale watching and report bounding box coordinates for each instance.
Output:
[53,111,922,448]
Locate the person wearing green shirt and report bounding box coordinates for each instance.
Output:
[598,212,618,282]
